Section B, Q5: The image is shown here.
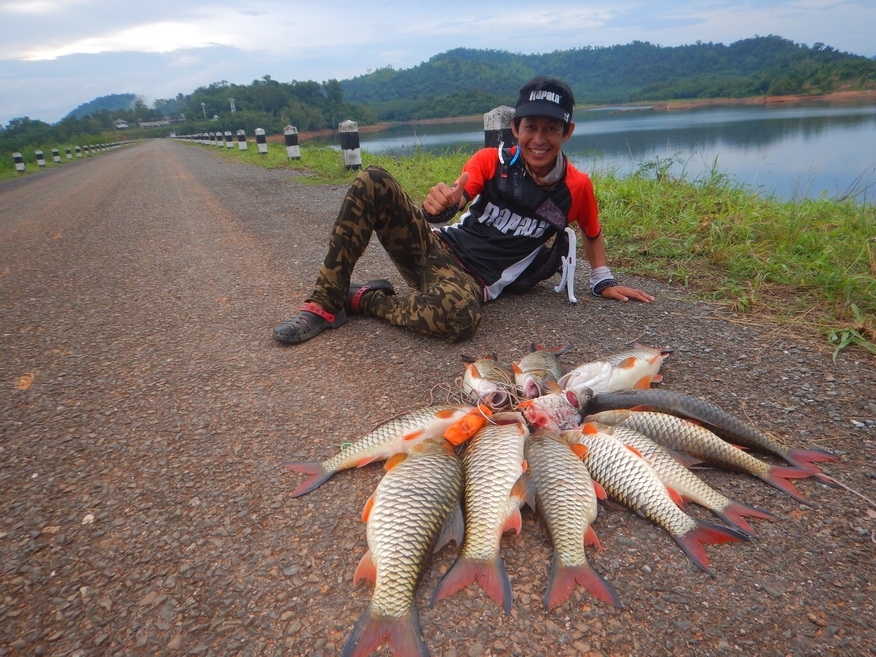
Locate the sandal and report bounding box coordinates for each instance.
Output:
[272,302,347,344]
[346,279,396,315]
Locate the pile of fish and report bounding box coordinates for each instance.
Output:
[285,343,837,657]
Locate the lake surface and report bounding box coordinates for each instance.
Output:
[326,102,876,202]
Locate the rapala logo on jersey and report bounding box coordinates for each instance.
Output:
[479,201,548,238]
[529,90,563,105]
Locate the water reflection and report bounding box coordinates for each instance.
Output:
[319,103,876,201]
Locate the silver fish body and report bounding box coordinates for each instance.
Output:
[431,411,530,614]
[573,427,747,575]
[285,404,472,497]
[525,429,621,609]
[587,408,816,506]
[585,388,835,474]
[601,424,777,535]
[342,439,464,657]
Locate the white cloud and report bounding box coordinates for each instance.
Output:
[1,0,874,125]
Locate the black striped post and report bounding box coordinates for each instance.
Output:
[237,129,248,150]
[224,131,233,148]
[75,146,82,158]
[65,147,72,160]
[83,145,90,156]
[12,151,25,172]
[283,125,300,160]
[52,148,61,163]
[338,120,361,170]
[255,128,268,155]
[35,150,46,168]
[484,105,516,148]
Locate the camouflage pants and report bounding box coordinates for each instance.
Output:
[309,166,484,342]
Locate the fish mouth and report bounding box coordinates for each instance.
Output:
[484,391,511,409]
[522,381,542,399]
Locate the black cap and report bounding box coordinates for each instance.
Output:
[514,77,575,125]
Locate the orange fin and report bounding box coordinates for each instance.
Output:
[673,519,748,576]
[570,443,588,459]
[616,356,637,369]
[592,480,607,500]
[402,428,425,442]
[543,558,622,611]
[633,376,652,389]
[666,485,685,508]
[384,453,407,471]
[582,422,599,435]
[623,444,644,459]
[361,494,375,523]
[430,555,513,614]
[355,455,383,468]
[340,604,427,657]
[435,408,459,419]
[584,525,602,550]
[503,506,523,535]
[352,549,376,585]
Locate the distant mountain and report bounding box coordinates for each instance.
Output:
[64,93,141,119]
[339,36,876,119]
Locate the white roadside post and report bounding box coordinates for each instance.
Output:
[338,120,361,170]
[255,128,268,155]
[484,105,515,148]
[284,125,300,160]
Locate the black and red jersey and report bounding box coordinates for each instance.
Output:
[438,146,601,300]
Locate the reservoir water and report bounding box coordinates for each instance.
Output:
[330,101,876,202]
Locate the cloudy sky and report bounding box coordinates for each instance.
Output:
[2,0,874,125]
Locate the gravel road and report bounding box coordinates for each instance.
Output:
[1,139,874,657]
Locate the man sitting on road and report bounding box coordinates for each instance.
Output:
[273,76,653,345]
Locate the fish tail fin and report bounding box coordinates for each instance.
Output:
[340,606,428,657]
[714,501,778,536]
[785,448,838,484]
[544,556,622,611]
[786,447,837,467]
[762,466,816,506]
[430,556,513,614]
[674,519,749,576]
[283,461,332,498]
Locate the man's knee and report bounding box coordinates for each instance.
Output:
[444,303,482,342]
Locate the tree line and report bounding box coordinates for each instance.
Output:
[3,35,874,161]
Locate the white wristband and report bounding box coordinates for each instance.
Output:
[590,266,614,288]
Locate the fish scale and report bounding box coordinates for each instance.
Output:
[585,388,836,474]
[342,440,464,657]
[602,424,777,535]
[525,429,622,609]
[587,408,818,505]
[430,411,530,614]
[573,427,747,575]
[285,404,472,497]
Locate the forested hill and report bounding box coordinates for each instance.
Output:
[340,35,876,121]
[65,94,142,120]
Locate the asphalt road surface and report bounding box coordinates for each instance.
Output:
[2,139,874,656]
